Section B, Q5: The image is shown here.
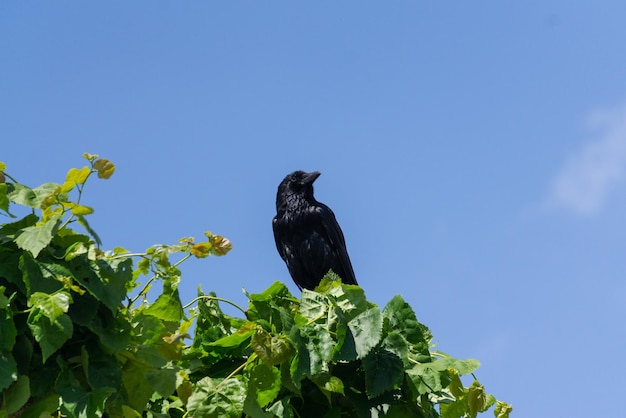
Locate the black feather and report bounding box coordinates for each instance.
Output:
[272,170,357,290]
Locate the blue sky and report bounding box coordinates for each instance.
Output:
[2,2,626,416]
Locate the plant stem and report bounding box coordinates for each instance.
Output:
[183,295,247,315]
[128,252,193,307]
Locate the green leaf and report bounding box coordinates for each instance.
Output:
[246,281,294,330]
[0,214,38,244]
[0,183,12,216]
[383,331,410,366]
[362,347,404,398]
[439,399,468,418]
[8,182,62,209]
[27,310,73,362]
[122,360,155,411]
[67,257,132,313]
[326,282,370,321]
[383,295,431,348]
[19,253,64,296]
[4,375,30,414]
[434,356,480,376]
[467,381,488,414]
[267,397,294,418]
[0,287,17,352]
[15,215,61,257]
[20,395,60,418]
[494,401,513,418]
[59,386,115,418]
[406,362,444,395]
[447,369,465,398]
[311,373,345,397]
[76,215,101,246]
[7,183,38,208]
[249,363,281,407]
[144,289,184,323]
[348,306,383,359]
[28,291,72,322]
[298,322,334,373]
[208,322,256,348]
[187,377,246,418]
[299,290,331,322]
[0,352,17,391]
[146,366,178,397]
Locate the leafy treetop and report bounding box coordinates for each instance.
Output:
[0,155,511,417]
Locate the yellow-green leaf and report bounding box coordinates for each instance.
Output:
[61,166,91,192]
[467,381,488,413]
[69,204,94,216]
[494,401,513,418]
[190,242,212,258]
[93,159,115,179]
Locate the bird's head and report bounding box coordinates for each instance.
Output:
[276,170,321,209]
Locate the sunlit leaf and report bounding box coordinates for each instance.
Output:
[249,363,281,407]
[0,183,11,216]
[299,290,330,322]
[28,291,72,322]
[144,289,184,323]
[27,311,73,362]
[348,306,383,359]
[494,401,513,418]
[61,166,91,192]
[190,242,212,258]
[15,215,61,257]
[298,322,334,373]
[209,322,255,348]
[59,386,115,418]
[7,183,38,208]
[311,373,345,396]
[383,295,431,348]
[467,381,488,414]
[69,203,94,216]
[187,377,246,418]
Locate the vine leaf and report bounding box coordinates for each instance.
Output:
[363,347,404,398]
[249,363,281,407]
[0,352,17,391]
[187,377,246,418]
[15,215,61,257]
[348,306,383,359]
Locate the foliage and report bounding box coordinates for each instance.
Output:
[0,156,512,417]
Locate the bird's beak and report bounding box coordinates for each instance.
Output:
[302,171,321,185]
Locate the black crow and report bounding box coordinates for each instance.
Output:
[272,170,358,290]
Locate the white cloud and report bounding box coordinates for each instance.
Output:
[550,104,626,215]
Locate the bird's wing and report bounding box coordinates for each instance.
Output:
[316,203,358,285]
[272,216,288,261]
